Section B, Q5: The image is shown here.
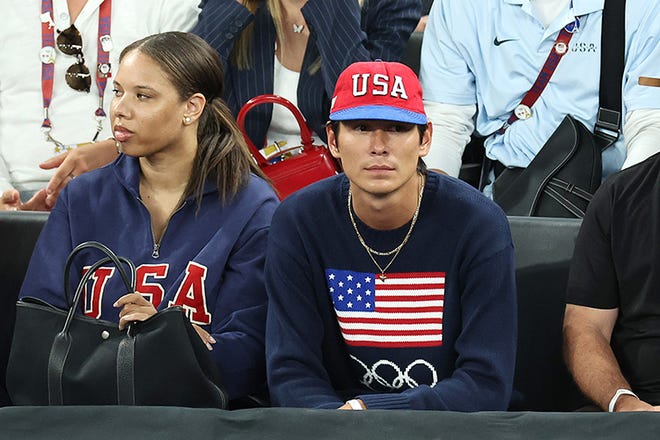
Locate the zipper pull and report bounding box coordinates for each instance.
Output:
[152,243,160,259]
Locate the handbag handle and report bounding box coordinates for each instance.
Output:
[236,94,315,167]
[50,241,136,405]
[63,240,135,311]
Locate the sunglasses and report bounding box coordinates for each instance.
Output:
[56,25,91,93]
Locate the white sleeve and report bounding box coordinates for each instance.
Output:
[423,100,476,177]
[0,156,13,193]
[157,0,200,32]
[621,108,660,169]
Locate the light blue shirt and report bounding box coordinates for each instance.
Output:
[420,0,660,177]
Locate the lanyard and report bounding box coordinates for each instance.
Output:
[497,17,581,135]
[40,0,112,152]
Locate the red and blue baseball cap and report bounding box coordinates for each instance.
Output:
[329,60,427,124]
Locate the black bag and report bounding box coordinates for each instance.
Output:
[6,241,227,408]
[493,115,603,218]
[491,0,624,218]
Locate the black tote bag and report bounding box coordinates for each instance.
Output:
[7,241,227,408]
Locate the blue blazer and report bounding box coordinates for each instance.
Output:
[194,0,422,146]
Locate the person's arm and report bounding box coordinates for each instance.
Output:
[621,109,660,169]
[192,0,254,70]
[40,139,118,209]
[303,0,423,96]
[0,142,27,210]
[424,101,476,176]
[205,203,275,401]
[563,305,659,411]
[265,206,345,409]
[619,3,660,168]
[563,174,660,412]
[18,191,75,307]
[419,1,477,176]
[0,154,13,196]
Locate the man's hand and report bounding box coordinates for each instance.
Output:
[338,399,366,410]
[40,139,119,209]
[114,292,158,330]
[613,394,660,412]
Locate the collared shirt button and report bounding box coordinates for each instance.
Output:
[60,12,69,20]
[225,33,233,39]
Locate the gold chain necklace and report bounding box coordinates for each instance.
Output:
[348,174,424,281]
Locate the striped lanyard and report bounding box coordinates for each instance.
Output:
[497,16,582,135]
[40,0,112,153]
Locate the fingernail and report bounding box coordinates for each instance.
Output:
[209,336,216,344]
[206,342,213,351]
[113,301,119,307]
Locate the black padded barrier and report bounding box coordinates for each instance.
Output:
[1,406,660,440]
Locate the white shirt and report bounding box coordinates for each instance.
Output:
[420,0,660,177]
[0,0,200,192]
[531,0,571,27]
[263,55,322,161]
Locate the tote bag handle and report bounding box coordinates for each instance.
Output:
[49,241,136,404]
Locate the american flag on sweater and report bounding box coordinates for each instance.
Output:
[325,269,444,348]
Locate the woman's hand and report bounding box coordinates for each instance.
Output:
[1,189,21,211]
[192,324,217,351]
[1,189,51,211]
[114,292,158,330]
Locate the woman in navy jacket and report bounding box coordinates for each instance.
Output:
[19,32,279,403]
[193,0,422,150]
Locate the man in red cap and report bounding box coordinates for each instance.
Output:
[265,60,517,410]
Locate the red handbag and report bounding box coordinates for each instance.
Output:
[237,94,341,200]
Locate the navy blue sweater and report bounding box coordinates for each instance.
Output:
[265,172,516,410]
[20,155,279,400]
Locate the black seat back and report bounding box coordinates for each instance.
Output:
[402,31,423,75]
[508,216,586,411]
[0,212,49,406]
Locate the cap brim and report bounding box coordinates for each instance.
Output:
[329,105,427,124]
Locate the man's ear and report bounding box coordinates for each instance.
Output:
[419,121,432,158]
[183,93,206,125]
[326,123,341,159]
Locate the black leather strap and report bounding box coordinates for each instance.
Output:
[544,183,588,218]
[595,0,626,142]
[117,333,136,405]
[47,333,71,405]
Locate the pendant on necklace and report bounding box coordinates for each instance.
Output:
[379,273,387,281]
[292,23,304,33]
